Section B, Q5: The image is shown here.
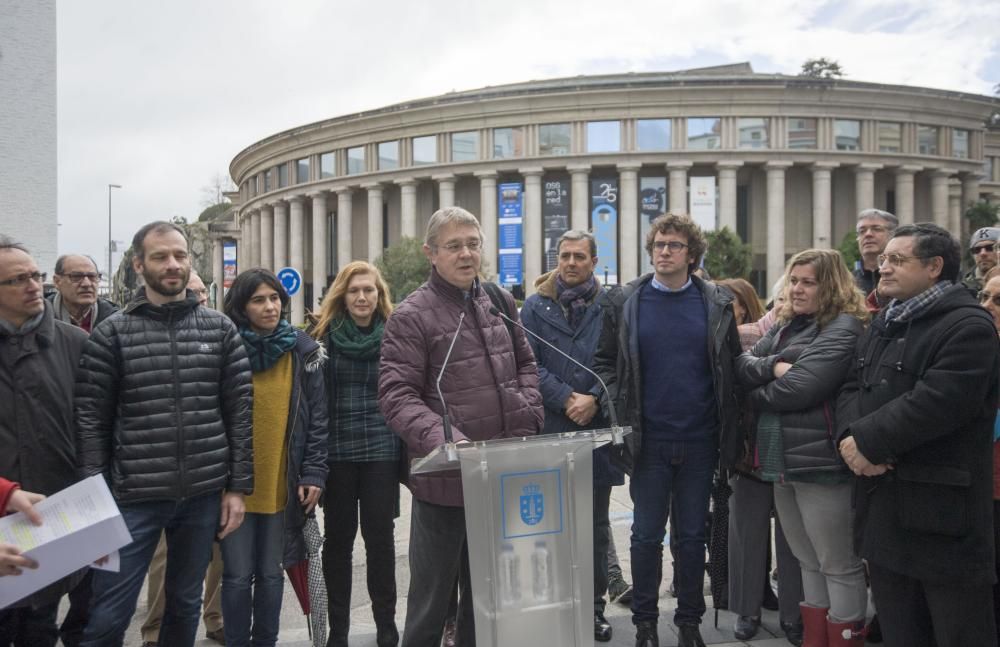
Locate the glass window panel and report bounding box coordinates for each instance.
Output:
[788,118,818,149]
[451,131,478,162]
[320,152,335,178]
[953,129,969,159]
[687,118,721,149]
[878,122,902,152]
[264,170,271,192]
[738,118,768,149]
[278,164,288,188]
[586,121,620,153]
[256,174,262,194]
[412,136,437,165]
[347,147,365,175]
[918,126,938,155]
[378,141,399,170]
[984,157,994,182]
[637,119,671,151]
[539,123,571,156]
[493,127,525,158]
[835,120,861,151]
[296,158,310,184]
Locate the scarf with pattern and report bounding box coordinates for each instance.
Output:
[240,319,298,373]
[556,274,599,329]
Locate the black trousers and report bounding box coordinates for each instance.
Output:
[0,600,59,647]
[869,561,996,647]
[594,485,612,614]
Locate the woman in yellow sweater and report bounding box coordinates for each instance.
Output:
[222,268,329,647]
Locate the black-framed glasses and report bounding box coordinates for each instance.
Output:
[652,241,689,254]
[877,253,932,268]
[57,271,102,284]
[973,244,997,255]
[0,271,46,288]
[979,291,1000,307]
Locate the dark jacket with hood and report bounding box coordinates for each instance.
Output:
[837,284,1000,586]
[75,287,254,502]
[592,274,743,474]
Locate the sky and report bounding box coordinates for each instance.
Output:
[57,0,1000,273]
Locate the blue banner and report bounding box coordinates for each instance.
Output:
[498,182,523,287]
[590,178,619,285]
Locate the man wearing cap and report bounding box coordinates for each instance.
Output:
[962,227,1000,293]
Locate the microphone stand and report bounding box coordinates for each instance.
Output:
[436,311,465,462]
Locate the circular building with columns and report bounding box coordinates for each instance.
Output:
[215,62,1000,323]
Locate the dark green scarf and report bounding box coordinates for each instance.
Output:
[240,319,298,373]
[328,315,384,359]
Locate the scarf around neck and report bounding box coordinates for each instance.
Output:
[240,319,298,373]
[328,315,384,359]
[556,274,599,329]
[883,280,952,326]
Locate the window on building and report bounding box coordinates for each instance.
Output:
[637,119,671,151]
[412,136,437,165]
[246,180,254,198]
[320,152,335,178]
[278,164,288,188]
[788,118,818,149]
[378,141,399,170]
[256,174,262,195]
[687,118,721,149]
[917,126,939,155]
[264,170,272,192]
[493,127,525,158]
[738,118,768,149]
[347,147,365,175]
[586,121,620,153]
[296,158,310,184]
[834,120,861,151]
[539,123,571,156]
[985,157,994,182]
[953,129,969,159]
[452,131,478,161]
[878,122,902,152]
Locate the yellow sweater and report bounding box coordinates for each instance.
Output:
[244,353,293,515]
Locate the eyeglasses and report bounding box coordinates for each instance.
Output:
[973,244,997,255]
[438,240,482,254]
[856,225,889,235]
[980,291,1000,307]
[0,271,46,288]
[876,253,932,268]
[191,288,208,296]
[57,271,102,284]
[652,241,689,254]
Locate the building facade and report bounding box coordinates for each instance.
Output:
[221,63,1000,322]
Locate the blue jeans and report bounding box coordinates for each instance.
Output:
[629,438,717,626]
[81,491,221,647]
[221,511,285,647]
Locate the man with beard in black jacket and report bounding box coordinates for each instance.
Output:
[75,221,253,647]
[838,223,1000,647]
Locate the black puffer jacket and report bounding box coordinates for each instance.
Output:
[75,288,253,502]
[736,313,862,475]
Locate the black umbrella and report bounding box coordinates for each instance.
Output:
[707,472,732,628]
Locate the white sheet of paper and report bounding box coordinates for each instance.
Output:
[90,550,120,573]
[0,475,132,608]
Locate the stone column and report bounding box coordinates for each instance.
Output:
[240,212,251,271]
[948,181,962,237]
[811,162,837,248]
[273,201,288,269]
[854,163,882,213]
[894,165,921,225]
[336,189,353,271]
[618,163,641,283]
[397,179,418,238]
[717,161,743,233]
[212,237,224,310]
[289,196,305,325]
[520,167,544,293]
[766,162,793,287]
[365,183,384,263]
[259,204,274,270]
[930,169,955,228]
[310,191,328,310]
[668,161,692,213]
[567,164,591,231]
[476,172,498,281]
[250,210,262,268]
[961,173,983,244]
[435,174,455,209]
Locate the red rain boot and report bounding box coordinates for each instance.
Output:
[826,617,866,646]
[800,603,830,647]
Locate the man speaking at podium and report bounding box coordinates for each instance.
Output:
[379,207,544,647]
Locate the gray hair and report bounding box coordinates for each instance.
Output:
[0,235,28,254]
[856,208,899,230]
[556,229,597,257]
[424,207,482,248]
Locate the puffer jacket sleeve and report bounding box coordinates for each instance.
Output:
[593,287,622,415]
[735,323,781,387]
[219,321,254,494]
[297,353,329,490]
[749,315,862,413]
[506,292,544,436]
[74,320,121,481]
[519,299,574,412]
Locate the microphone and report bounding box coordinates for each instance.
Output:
[488,305,623,445]
[436,311,465,461]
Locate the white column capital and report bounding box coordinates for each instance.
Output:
[855,163,884,172]
[716,160,745,170]
[287,194,306,205]
[930,168,959,178]
[810,161,839,171]
[431,174,456,183]
[566,164,592,175]
[666,160,693,170]
[306,189,328,199]
[474,171,498,181]
[361,182,384,191]
[960,171,985,182]
[616,162,642,173]
[336,187,354,197]
[518,167,545,177]
[894,165,923,176]
[765,161,794,171]
[394,178,418,187]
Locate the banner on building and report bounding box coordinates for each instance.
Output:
[689,176,717,232]
[223,240,237,288]
[639,177,667,269]
[590,178,619,285]
[543,175,570,273]
[498,182,524,287]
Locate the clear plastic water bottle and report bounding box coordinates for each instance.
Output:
[498,543,520,607]
[531,540,552,602]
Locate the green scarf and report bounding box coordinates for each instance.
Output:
[755,411,785,483]
[240,319,298,373]
[328,316,384,359]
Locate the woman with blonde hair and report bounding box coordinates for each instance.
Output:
[736,249,870,646]
[311,261,399,647]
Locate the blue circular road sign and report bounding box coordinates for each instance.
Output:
[277,267,302,296]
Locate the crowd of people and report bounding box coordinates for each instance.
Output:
[0,202,998,647]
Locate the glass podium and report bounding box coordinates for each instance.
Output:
[411,427,632,647]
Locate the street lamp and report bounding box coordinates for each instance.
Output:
[108,183,122,281]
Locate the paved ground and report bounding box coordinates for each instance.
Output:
[61,481,858,646]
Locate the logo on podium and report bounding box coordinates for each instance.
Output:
[500,469,563,539]
[519,483,544,526]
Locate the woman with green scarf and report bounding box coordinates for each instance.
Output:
[310,260,399,647]
[221,268,329,647]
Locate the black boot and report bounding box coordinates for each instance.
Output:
[635,620,658,647]
[594,610,612,642]
[375,621,399,647]
[677,623,706,647]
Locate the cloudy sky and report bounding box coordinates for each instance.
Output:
[58,0,1000,272]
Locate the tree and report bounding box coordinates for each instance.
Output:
[965,200,1000,232]
[800,58,845,79]
[837,231,861,270]
[202,172,236,210]
[703,227,752,280]
[375,237,430,302]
